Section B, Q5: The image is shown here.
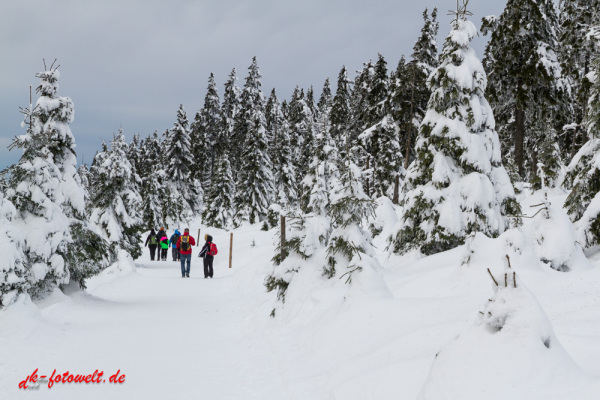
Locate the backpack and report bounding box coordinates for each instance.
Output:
[149,235,157,245]
[171,233,180,246]
[181,235,190,251]
[208,242,218,256]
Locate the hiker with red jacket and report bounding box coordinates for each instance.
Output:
[198,233,216,279]
[177,228,196,278]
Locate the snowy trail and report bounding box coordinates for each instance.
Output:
[2,233,286,400]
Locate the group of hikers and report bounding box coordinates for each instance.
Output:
[144,228,217,279]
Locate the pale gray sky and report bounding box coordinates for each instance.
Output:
[0,0,507,169]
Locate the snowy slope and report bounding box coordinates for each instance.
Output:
[1,190,600,399]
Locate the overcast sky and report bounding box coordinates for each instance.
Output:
[0,0,508,170]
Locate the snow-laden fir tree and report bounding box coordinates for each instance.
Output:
[482,0,569,181]
[402,8,440,167]
[317,78,333,116]
[140,131,170,228]
[302,112,341,216]
[89,133,143,259]
[7,65,109,295]
[234,115,276,225]
[221,68,242,176]
[233,57,275,225]
[267,89,297,210]
[323,139,385,293]
[357,54,403,199]
[391,11,521,256]
[201,151,235,229]
[329,66,353,148]
[191,73,222,188]
[232,57,265,175]
[564,28,600,248]
[0,192,27,307]
[288,87,316,185]
[558,0,600,158]
[164,104,203,218]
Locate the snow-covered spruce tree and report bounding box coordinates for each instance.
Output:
[222,68,242,176]
[391,12,521,256]
[0,192,27,307]
[323,143,382,288]
[201,151,235,229]
[164,104,203,219]
[330,66,353,149]
[8,66,109,294]
[191,73,222,189]
[233,57,275,225]
[288,87,316,186]
[482,0,569,181]
[317,78,333,116]
[267,89,297,210]
[89,133,143,260]
[558,0,600,158]
[140,131,170,228]
[564,29,600,248]
[303,112,341,216]
[234,115,276,225]
[357,54,402,199]
[402,8,440,167]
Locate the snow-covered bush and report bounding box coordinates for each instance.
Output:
[418,269,590,399]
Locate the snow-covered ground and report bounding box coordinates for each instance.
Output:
[1,189,600,399]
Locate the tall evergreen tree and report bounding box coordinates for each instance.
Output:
[317,78,333,115]
[402,8,440,167]
[564,28,600,248]
[222,68,242,175]
[8,65,109,295]
[267,89,297,209]
[89,133,143,260]
[482,0,569,181]
[233,57,275,224]
[164,104,203,218]
[191,73,222,188]
[201,151,236,229]
[558,0,600,158]
[330,66,353,147]
[140,131,170,228]
[391,10,520,256]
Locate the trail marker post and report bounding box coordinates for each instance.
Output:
[229,232,233,268]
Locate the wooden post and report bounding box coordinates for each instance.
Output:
[197,229,201,246]
[280,215,286,262]
[487,268,498,286]
[229,232,233,268]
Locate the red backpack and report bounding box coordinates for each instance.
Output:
[208,242,218,256]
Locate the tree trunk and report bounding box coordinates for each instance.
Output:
[515,107,525,179]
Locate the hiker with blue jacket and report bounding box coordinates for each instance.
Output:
[198,233,216,279]
[169,229,181,261]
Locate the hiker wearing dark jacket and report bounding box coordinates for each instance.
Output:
[177,228,196,278]
[144,229,159,261]
[198,233,215,279]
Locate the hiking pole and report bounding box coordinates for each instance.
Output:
[197,229,201,246]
